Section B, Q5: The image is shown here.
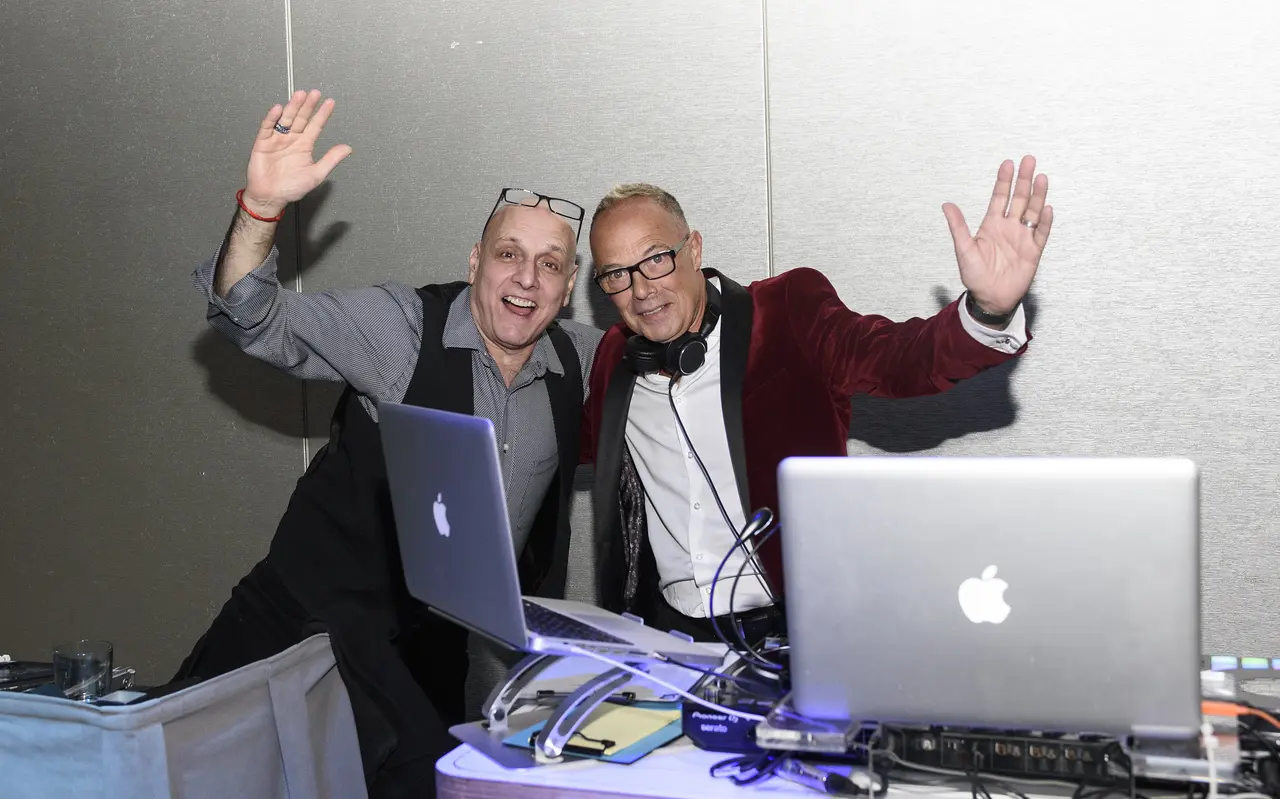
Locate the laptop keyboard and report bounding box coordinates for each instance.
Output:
[522,600,631,646]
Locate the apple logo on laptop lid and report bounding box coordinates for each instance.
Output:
[958,565,1010,624]
[432,493,451,538]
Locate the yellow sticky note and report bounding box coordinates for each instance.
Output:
[569,705,682,756]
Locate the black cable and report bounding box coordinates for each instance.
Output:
[703,509,776,669]
[573,731,616,749]
[1069,742,1152,799]
[1243,724,1280,759]
[709,751,786,786]
[964,742,995,799]
[665,381,773,599]
[666,378,777,603]
[1239,726,1280,798]
[663,376,786,675]
[708,517,784,672]
[657,655,781,699]
[661,375,781,670]
[727,524,786,670]
[713,751,896,795]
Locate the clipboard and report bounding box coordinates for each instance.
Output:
[502,700,684,763]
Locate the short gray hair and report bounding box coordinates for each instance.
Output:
[592,183,688,227]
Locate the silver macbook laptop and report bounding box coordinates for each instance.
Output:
[777,456,1201,739]
[379,401,720,666]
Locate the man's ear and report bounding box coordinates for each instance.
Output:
[562,271,577,308]
[467,243,480,284]
[687,230,704,271]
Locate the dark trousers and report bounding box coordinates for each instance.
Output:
[644,592,787,647]
[173,560,465,799]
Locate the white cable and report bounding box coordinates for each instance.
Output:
[1202,721,1219,799]
[562,645,767,723]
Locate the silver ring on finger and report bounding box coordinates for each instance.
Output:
[274,122,291,134]
[1021,217,1038,229]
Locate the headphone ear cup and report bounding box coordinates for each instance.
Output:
[673,337,708,375]
[625,335,664,374]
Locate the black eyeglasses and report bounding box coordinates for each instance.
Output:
[593,235,691,295]
[483,188,585,242]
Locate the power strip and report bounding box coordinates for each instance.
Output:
[889,727,1116,783]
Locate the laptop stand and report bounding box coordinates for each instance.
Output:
[449,651,663,767]
[485,653,637,760]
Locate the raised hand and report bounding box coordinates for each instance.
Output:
[240,89,352,219]
[942,155,1053,317]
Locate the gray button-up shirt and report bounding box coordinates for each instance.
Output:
[193,247,601,551]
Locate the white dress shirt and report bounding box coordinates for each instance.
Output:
[624,283,1029,618]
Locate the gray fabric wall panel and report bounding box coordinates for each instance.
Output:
[11,0,1264,694]
[0,1,301,681]
[291,0,769,713]
[765,1,1280,654]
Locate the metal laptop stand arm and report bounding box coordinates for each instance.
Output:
[482,653,562,733]
[534,665,636,760]
[480,652,643,761]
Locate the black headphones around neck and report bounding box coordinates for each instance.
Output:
[624,281,722,376]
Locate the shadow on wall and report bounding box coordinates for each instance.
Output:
[191,183,351,439]
[557,253,621,331]
[846,287,1039,453]
[582,265,621,330]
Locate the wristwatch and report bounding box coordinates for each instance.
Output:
[965,292,1016,327]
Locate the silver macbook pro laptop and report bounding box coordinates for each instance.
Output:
[777,456,1201,739]
[379,402,720,666]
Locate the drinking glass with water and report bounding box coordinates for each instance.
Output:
[52,640,113,702]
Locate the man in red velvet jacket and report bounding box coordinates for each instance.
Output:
[580,157,1054,643]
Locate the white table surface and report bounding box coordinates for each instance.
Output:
[435,654,986,799]
[436,736,1010,799]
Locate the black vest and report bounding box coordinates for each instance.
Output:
[263,281,582,635]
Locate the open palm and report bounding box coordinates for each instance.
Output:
[242,89,352,216]
[942,156,1053,316]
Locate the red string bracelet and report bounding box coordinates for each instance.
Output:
[236,189,286,223]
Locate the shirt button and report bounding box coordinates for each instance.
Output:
[502,443,509,452]
[695,553,704,561]
[686,451,693,459]
[693,502,701,510]
[703,587,712,595]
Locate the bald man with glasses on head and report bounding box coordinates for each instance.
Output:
[174,90,601,798]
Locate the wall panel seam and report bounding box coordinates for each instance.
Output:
[761,0,775,277]
[284,0,311,470]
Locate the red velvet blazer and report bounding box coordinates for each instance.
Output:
[581,267,1029,615]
